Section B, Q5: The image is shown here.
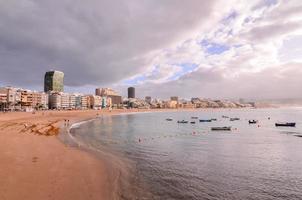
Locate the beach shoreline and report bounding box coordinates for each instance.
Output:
[0,107,261,200]
[0,108,185,200]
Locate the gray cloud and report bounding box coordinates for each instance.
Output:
[135,63,302,99]
[1,0,302,100]
[0,0,217,89]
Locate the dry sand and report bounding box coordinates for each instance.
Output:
[0,109,154,200]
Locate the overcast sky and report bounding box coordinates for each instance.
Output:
[0,0,301,99]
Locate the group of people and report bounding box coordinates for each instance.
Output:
[64,119,70,127]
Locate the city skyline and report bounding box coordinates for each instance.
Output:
[0,1,301,99]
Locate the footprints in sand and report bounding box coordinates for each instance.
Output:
[32,156,38,163]
[0,121,61,136]
[19,122,60,136]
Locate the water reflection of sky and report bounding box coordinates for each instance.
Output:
[72,108,302,200]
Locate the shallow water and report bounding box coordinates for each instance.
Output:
[71,108,302,200]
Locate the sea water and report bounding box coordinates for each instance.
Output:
[70,108,302,200]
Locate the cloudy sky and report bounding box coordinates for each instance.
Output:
[0,0,301,99]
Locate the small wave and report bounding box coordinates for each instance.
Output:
[70,118,97,129]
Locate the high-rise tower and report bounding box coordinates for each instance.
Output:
[128,87,135,98]
[44,71,64,92]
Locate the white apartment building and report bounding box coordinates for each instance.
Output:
[89,95,102,109]
[80,95,89,109]
[49,93,62,109]
[61,93,70,109]
[69,94,76,109]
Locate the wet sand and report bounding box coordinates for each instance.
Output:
[0,109,157,200]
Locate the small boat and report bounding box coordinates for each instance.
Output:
[199,119,212,122]
[166,118,173,121]
[177,120,188,124]
[230,118,240,121]
[248,120,258,124]
[190,121,196,124]
[191,117,198,119]
[211,127,232,131]
[275,122,296,127]
[222,115,229,118]
[211,118,217,121]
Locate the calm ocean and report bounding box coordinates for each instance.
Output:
[70,108,302,200]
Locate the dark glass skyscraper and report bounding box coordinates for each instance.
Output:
[44,71,64,92]
[128,87,135,98]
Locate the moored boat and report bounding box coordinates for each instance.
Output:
[177,120,188,124]
[190,121,196,124]
[248,120,258,124]
[166,118,173,121]
[230,117,240,121]
[191,117,198,119]
[199,119,212,122]
[211,118,217,121]
[211,127,232,131]
[275,122,296,127]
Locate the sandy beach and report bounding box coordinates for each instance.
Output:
[0,109,156,200]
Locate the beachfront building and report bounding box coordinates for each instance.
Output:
[44,70,64,93]
[69,94,76,109]
[32,92,48,110]
[60,93,70,109]
[48,92,62,109]
[0,87,49,111]
[7,87,21,110]
[178,99,195,109]
[0,93,7,110]
[145,96,152,104]
[127,98,151,109]
[106,97,112,108]
[75,95,82,109]
[148,98,163,109]
[48,92,91,110]
[0,87,21,111]
[89,95,102,109]
[109,95,122,108]
[0,88,8,111]
[101,96,107,108]
[170,96,179,102]
[128,87,135,99]
[95,88,122,108]
[165,100,178,109]
[19,89,36,111]
[80,95,89,109]
[96,88,118,96]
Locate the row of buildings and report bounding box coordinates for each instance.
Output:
[0,71,124,111]
[0,87,48,111]
[0,87,125,111]
[0,87,123,111]
[0,70,254,111]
